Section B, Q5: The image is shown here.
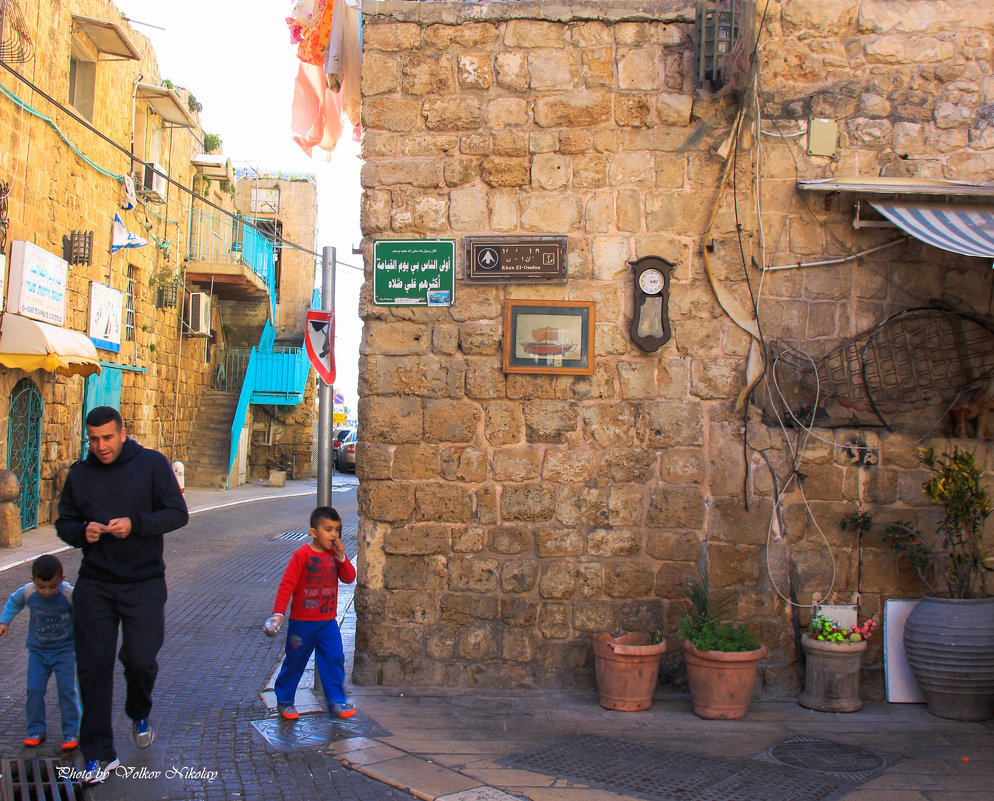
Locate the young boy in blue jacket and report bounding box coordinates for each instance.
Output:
[0,554,79,750]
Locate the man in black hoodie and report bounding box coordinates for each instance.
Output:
[56,406,188,785]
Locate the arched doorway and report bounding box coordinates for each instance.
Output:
[8,378,43,530]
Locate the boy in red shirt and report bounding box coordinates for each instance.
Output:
[265,506,357,720]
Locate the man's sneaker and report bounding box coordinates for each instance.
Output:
[277,704,299,720]
[23,734,44,747]
[81,758,120,786]
[132,717,154,748]
[330,703,357,720]
[61,736,78,751]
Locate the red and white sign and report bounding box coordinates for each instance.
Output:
[304,309,336,385]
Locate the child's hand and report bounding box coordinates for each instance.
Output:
[264,614,284,636]
[332,536,345,559]
[0,623,7,637]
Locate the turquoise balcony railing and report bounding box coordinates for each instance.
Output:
[186,211,276,317]
[226,319,313,486]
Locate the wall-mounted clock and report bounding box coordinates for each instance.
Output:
[629,256,674,352]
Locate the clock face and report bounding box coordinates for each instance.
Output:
[638,268,664,295]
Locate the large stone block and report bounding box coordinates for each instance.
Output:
[423,97,483,130]
[402,54,456,95]
[457,53,493,89]
[539,561,578,598]
[362,53,400,95]
[591,236,630,280]
[449,185,487,229]
[493,446,543,481]
[573,155,608,188]
[646,530,703,562]
[533,92,612,127]
[384,524,449,555]
[448,556,500,592]
[524,400,579,442]
[604,562,656,598]
[618,49,666,90]
[424,22,500,49]
[536,527,584,556]
[385,591,437,624]
[542,448,597,483]
[502,629,537,662]
[501,597,540,626]
[556,486,609,527]
[532,154,571,190]
[583,47,615,87]
[520,194,583,232]
[490,526,533,554]
[486,98,530,130]
[501,560,540,593]
[538,602,571,639]
[505,20,567,48]
[416,484,474,522]
[582,403,640,447]
[495,51,530,91]
[646,485,707,528]
[459,321,501,355]
[482,157,531,187]
[501,483,556,521]
[600,449,656,483]
[485,401,525,446]
[588,526,641,557]
[658,447,706,485]
[529,50,579,89]
[360,397,423,444]
[393,444,441,480]
[382,556,445,591]
[362,481,416,523]
[424,399,481,442]
[362,97,423,132]
[440,592,500,626]
[466,359,507,399]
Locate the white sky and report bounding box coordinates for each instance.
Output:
[115,0,364,412]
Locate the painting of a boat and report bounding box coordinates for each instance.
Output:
[522,326,576,357]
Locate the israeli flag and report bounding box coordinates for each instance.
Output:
[111,213,147,253]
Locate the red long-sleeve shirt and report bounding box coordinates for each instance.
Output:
[272,544,356,622]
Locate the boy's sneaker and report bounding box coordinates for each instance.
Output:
[81,758,120,786]
[132,717,154,748]
[277,704,299,720]
[330,703,357,720]
[23,734,44,747]
[61,736,78,751]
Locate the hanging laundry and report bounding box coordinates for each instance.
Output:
[286,0,325,45]
[120,175,138,210]
[291,61,345,159]
[297,0,334,67]
[110,213,147,252]
[325,0,361,124]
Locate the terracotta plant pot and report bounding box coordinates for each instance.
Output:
[683,640,766,720]
[798,634,867,713]
[592,632,666,711]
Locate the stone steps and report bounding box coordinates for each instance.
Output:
[184,390,239,489]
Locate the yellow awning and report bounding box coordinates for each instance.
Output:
[0,313,101,377]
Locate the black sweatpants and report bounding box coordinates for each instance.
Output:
[72,575,167,762]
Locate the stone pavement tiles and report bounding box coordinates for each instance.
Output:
[0,494,414,801]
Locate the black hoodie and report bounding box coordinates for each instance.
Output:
[56,438,189,583]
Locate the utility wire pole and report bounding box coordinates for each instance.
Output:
[317,246,336,507]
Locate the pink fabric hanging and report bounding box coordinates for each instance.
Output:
[291,61,345,159]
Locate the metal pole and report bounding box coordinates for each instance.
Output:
[317,246,336,507]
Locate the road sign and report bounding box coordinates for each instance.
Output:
[304,309,336,385]
[333,392,344,404]
[373,239,455,305]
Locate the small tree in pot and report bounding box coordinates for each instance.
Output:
[680,565,765,720]
[843,446,994,720]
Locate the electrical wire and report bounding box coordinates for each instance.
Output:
[0,58,327,260]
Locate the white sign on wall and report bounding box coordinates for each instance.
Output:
[88,282,123,353]
[7,240,68,325]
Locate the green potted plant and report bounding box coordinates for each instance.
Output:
[680,564,765,719]
[842,445,994,721]
[591,630,666,711]
[798,613,877,713]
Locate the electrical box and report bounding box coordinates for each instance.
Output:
[807,118,838,157]
[185,292,211,336]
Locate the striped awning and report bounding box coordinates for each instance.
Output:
[869,201,994,263]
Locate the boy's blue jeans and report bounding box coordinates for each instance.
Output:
[274,618,347,707]
[27,647,80,738]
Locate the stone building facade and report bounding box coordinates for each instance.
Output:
[0,0,316,534]
[354,0,994,694]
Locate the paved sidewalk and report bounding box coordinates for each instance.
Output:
[4,479,993,801]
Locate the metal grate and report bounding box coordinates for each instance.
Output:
[0,758,81,801]
[503,735,899,801]
[251,713,389,751]
[272,529,310,541]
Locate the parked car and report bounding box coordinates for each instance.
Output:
[332,426,354,450]
[335,429,357,472]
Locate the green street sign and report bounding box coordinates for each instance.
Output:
[372,239,456,306]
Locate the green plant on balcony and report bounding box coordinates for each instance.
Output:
[203,132,221,153]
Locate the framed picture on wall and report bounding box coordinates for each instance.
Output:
[503,300,594,375]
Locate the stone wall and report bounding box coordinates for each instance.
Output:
[355,0,994,693]
[0,0,232,524]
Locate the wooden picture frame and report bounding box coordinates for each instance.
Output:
[503,300,595,375]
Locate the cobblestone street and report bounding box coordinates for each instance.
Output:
[0,490,415,801]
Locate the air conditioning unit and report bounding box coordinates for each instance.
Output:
[185,292,211,336]
[134,162,168,203]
